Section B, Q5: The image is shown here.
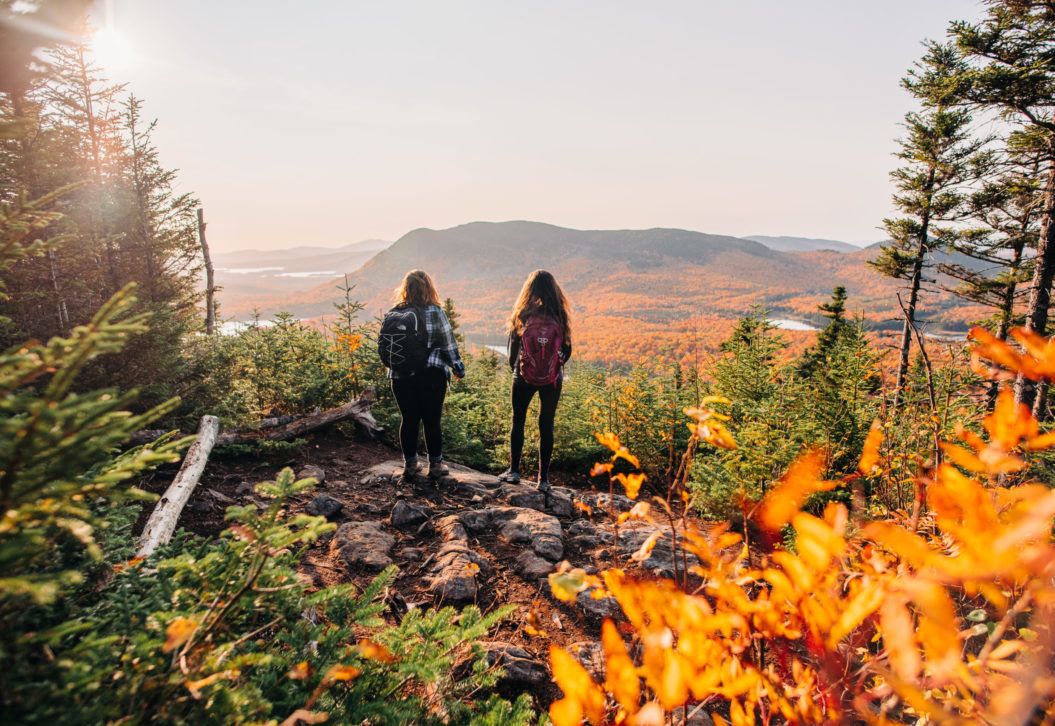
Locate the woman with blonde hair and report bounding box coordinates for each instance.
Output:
[499,270,571,491]
[381,270,465,480]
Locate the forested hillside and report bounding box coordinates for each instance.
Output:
[221,221,986,366]
[7,1,1055,725]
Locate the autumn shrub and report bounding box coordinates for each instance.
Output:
[544,325,1055,725]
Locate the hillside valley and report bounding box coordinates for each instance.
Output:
[214,221,987,366]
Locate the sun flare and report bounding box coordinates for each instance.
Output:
[89,26,134,72]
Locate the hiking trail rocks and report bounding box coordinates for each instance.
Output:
[306,493,344,519]
[331,520,395,570]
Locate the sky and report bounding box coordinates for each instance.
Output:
[91,1,987,253]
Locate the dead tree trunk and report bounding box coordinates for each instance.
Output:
[136,415,220,557]
[198,208,216,336]
[216,389,380,445]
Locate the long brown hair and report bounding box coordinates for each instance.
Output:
[507,269,571,338]
[394,269,441,308]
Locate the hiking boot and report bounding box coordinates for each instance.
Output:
[498,469,521,483]
[428,460,450,479]
[401,460,423,480]
[537,479,552,493]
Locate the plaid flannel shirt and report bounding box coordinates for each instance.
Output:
[388,304,466,380]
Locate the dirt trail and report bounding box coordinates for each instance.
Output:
[137,430,706,712]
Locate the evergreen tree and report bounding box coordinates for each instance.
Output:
[443,296,465,346]
[870,43,981,409]
[945,0,1055,408]
[797,286,848,379]
[939,132,1041,339]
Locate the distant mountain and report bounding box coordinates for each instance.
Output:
[215,221,984,365]
[211,239,390,309]
[744,235,862,253]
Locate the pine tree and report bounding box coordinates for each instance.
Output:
[443,296,465,345]
[939,131,1041,339]
[946,1,1055,408]
[797,286,848,379]
[870,43,980,409]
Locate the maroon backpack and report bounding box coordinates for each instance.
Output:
[518,316,564,385]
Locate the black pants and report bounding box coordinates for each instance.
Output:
[391,367,448,462]
[510,378,562,481]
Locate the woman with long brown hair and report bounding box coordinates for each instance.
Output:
[499,270,572,491]
[384,270,465,480]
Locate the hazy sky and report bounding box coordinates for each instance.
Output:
[94,1,985,252]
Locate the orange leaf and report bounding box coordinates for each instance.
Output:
[287,661,313,680]
[550,645,605,726]
[613,472,647,499]
[358,639,397,663]
[324,664,361,683]
[858,419,883,474]
[603,619,640,713]
[757,451,834,531]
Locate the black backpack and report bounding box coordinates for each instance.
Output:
[378,305,429,373]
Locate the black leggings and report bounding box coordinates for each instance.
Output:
[510,378,562,481]
[391,367,448,462]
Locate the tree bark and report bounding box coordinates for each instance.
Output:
[217,389,380,445]
[1015,140,1055,408]
[136,415,220,557]
[893,213,931,410]
[197,208,215,335]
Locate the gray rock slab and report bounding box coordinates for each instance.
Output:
[497,483,546,511]
[480,642,548,686]
[618,524,699,578]
[297,464,326,484]
[306,493,344,519]
[576,588,621,620]
[492,506,564,562]
[516,551,556,579]
[331,520,394,570]
[391,500,428,528]
[435,514,468,541]
[427,540,490,602]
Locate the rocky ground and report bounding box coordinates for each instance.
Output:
[135,430,712,721]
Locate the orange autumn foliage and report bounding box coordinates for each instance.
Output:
[548,325,1055,724]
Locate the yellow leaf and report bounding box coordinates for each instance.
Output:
[279,709,330,726]
[549,568,589,602]
[630,533,660,563]
[163,617,198,654]
[880,596,921,681]
[827,583,883,648]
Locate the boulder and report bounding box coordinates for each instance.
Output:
[480,642,548,686]
[491,506,564,562]
[576,589,621,620]
[618,524,699,578]
[547,492,575,518]
[497,483,546,511]
[435,514,468,541]
[427,541,492,603]
[391,500,428,528]
[297,464,326,484]
[306,493,344,519]
[331,521,395,570]
[516,551,556,579]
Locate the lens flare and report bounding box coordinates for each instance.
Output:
[90,26,134,72]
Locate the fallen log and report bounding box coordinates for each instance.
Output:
[137,415,221,557]
[215,389,381,446]
[125,390,381,447]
